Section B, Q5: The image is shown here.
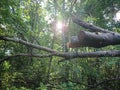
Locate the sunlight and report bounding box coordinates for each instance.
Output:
[56,21,63,30]
[56,21,63,33]
[114,11,120,22]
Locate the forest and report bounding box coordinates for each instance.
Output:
[0,0,120,90]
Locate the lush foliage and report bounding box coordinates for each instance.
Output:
[0,0,120,90]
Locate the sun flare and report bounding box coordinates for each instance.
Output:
[114,11,120,22]
[56,21,63,30]
[56,21,63,34]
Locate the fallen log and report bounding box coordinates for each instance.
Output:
[68,30,120,48]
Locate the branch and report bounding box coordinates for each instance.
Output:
[0,53,53,63]
[0,36,57,53]
[66,50,120,58]
[0,36,120,62]
[1,50,120,63]
[58,50,120,62]
[72,16,119,34]
[68,30,120,48]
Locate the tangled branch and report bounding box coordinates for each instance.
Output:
[0,17,120,63]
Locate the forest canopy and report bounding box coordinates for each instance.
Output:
[0,0,120,90]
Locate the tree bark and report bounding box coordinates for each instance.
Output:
[1,36,120,63]
[1,50,120,63]
[0,36,57,53]
[68,30,120,48]
[72,16,116,34]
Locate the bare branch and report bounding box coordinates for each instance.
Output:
[64,50,120,59]
[0,36,120,63]
[0,53,53,63]
[1,50,120,63]
[72,16,119,34]
[0,36,57,53]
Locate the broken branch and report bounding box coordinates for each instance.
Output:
[0,36,120,63]
[68,30,120,48]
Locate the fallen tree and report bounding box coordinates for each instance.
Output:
[67,16,120,48]
[0,36,120,63]
[68,30,120,48]
[0,16,120,63]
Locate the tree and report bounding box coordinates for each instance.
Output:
[0,0,120,90]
